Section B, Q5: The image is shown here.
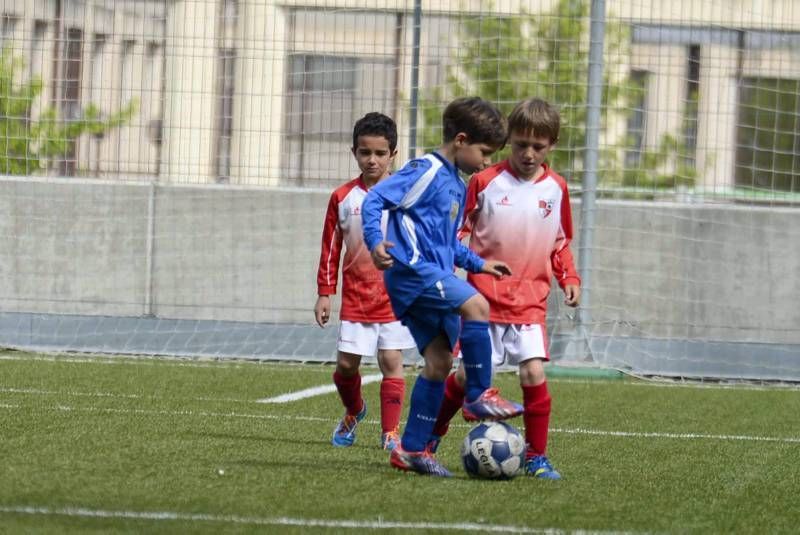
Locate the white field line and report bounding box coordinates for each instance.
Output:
[4,352,799,391]
[256,373,383,403]
[0,505,617,534]
[3,403,799,445]
[0,354,334,373]
[0,386,250,405]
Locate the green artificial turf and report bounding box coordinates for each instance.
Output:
[2,350,799,533]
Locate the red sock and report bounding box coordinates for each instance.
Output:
[333,371,363,416]
[379,377,405,433]
[432,372,465,438]
[522,381,552,457]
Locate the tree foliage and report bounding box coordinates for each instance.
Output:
[420,0,697,189]
[0,49,137,175]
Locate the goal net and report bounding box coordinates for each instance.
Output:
[0,0,798,381]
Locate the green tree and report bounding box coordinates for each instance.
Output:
[420,0,697,190]
[0,49,137,175]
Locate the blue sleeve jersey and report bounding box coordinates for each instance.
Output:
[362,152,485,317]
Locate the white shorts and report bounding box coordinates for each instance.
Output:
[488,323,549,367]
[337,320,416,356]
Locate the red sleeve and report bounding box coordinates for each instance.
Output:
[316,192,343,295]
[458,174,481,241]
[551,185,581,289]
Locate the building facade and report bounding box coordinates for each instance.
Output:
[2,0,799,192]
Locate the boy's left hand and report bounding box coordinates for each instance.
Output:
[564,285,581,307]
[481,260,512,278]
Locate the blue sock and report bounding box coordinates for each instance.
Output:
[401,376,445,452]
[460,320,492,402]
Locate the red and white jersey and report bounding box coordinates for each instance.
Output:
[461,161,580,324]
[317,176,396,323]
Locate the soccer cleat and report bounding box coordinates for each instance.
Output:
[390,444,452,477]
[425,435,441,455]
[462,388,524,422]
[525,455,561,480]
[331,403,367,447]
[381,428,400,451]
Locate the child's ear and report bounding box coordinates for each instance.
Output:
[454,132,469,146]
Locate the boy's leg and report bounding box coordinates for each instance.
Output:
[430,365,466,451]
[377,348,405,449]
[520,358,550,457]
[331,351,368,447]
[390,334,453,477]
[333,351,364,416]
[399,334,452,452]
[514,324,560,479]
[331,321,377,447]
[376,320,415,450]
[457,297,493,402]
[457,291,523,421]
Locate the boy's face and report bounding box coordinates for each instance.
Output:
[508,130,555,180]
[352,135,396,182]
[453,133,498,175]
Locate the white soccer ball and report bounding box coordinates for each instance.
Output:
[460,421,525,480]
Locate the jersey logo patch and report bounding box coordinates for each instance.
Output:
[450,200,459,222]
[496,195,512,206]
[350,206,361,216]
[538,198,555,218]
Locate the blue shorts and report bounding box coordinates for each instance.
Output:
[400,274,478,354]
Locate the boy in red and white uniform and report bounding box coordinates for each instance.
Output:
[430,98,581,479]
[314,112,415,450]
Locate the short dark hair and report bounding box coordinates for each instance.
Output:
[352,112,398,151]
[507,98,560,143]
[442,97,507,148]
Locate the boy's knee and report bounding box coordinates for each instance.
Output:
[336,353,361,375]
[459,294,489,321]
[519,358,546,385]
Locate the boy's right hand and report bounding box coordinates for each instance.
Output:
[481,259,512,278]
[370,241,395,270]
[314,296,331,327]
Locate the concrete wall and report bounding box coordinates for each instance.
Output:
[1,176,798,347]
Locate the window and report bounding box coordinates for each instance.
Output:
[29,20,48,80]
[90,34,107,103]
[1,14,18,45]
[735,78,800,193]
[683,44,700,166]
[215,47,236,182]
[625,70,648,168]
[59,27,83,176]
[284,54,358,182]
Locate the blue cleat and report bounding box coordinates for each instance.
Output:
[462,387,524,422]
[525,455,561,480]
[331,403,367,447]
[381,428,400,451]
[390,444,452,477]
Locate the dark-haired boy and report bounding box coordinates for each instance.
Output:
[429,98,581,479]
[315,112,415,451]
[362,97,523,477]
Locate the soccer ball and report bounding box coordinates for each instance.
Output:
[460,421,525,480]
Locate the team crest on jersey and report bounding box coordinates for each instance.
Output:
[350,206,361,216]
[450,200,459,222]
[538,198,555,218]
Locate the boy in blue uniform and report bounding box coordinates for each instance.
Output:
[362,97,523,477]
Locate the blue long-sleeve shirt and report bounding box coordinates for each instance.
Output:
[362,152,485,317]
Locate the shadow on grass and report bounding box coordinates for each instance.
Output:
[228,457,388,472]
[186,430,331,447]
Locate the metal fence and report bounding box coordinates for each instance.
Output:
[0,0,798,380]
